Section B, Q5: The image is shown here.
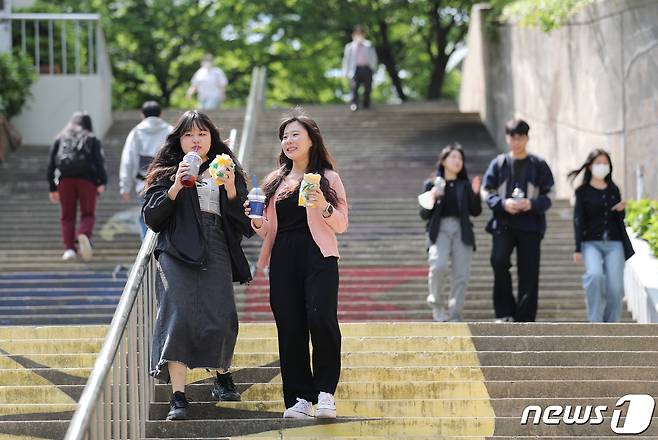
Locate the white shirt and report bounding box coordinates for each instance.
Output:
[196,177,221,216]
[191,66,228,101]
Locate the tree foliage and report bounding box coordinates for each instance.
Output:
[21,0,479,108]
[0,53,36,119]
[490,0,595,31]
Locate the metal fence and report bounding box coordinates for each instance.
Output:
[2,13,107,75]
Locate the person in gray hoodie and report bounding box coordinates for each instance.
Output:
[119,101,173,239]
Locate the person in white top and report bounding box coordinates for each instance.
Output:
[341,25,378,112]
[186,54,229,110]
[119,101,173,239]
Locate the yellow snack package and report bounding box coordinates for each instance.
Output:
[298,173,321,207]
[208,154,235,186]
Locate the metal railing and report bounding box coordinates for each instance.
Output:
[1,12,108,76]
[64,230,157,440]
[237,66,267,170]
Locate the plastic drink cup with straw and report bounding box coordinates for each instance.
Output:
[181,152,202,187]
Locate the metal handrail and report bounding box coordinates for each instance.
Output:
[237,66,267,170]
[64,230,157,440]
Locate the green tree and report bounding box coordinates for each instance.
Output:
[0,53,36,119]
[23,0,479,107]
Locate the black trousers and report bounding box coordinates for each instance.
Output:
[351,65,373,108]
[269,228,341,408]
[490,228,542,322]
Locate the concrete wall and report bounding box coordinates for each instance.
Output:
[460,1,658,199]
[12,75,112,146]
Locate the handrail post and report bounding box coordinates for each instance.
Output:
[237,66,267,171]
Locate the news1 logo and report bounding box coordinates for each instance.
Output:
[521,394,656,435]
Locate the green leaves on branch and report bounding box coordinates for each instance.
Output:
[626,199,658,258]
[490,0,595,31]
[0,53,36,119]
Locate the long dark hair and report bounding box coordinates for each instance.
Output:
[143,110,246,191]
[567,148,614,189]
[430,143,469,181]
[261,111,341,207]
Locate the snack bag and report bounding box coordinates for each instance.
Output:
[209,154,235,186]
[298,173,321,207]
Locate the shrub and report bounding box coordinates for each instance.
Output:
[626,199,658,257]
[0,53,36,119]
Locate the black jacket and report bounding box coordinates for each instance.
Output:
[483,153,554,237]
[573,184,634,261]
[142,173,255,284]
[47,135,108,191]
[419,179,482,249]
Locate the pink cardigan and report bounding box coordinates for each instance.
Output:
[252,169,349,269]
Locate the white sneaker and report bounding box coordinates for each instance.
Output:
[495,316,514,323]
[61,249,77,261]
[430,305,448,322]
[77,234,93,262]
[283,398,314,419]
[316,392,336,419]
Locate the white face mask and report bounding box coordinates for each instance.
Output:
[353,35,364,44]
[591,163,610,179]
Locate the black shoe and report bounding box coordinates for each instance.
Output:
[166,391,188,420]
[212,371,241,401]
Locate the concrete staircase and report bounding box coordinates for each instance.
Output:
[0,108,245,325]
[0,103,646,440]
[141,322,658,439]
[0,102,632,323]
[238,103,632,322]
[1,322,657,439]
[0,325,105,439]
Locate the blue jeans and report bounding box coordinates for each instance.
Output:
[582,240,625,322]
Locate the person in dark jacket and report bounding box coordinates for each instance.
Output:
[568,148,633,322]
[482,119,555,322]
[47,112,107,262]
[142,110,254,421]
[419,143,482,322]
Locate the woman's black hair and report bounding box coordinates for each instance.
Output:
[432,143,469,181]
[567,148,615,189]
[143,110,246,191]
[261,108,341,207]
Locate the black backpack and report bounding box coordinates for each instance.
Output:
[56,135,92,177]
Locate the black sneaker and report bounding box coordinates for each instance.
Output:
[166,391,188,420]
[212,372,241,401]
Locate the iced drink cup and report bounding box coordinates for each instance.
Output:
[181,152,202,187]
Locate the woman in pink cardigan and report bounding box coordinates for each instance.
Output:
[244,112,348,420]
